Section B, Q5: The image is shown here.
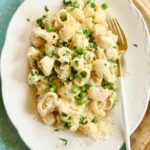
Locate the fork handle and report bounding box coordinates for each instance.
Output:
[119,76,131,150]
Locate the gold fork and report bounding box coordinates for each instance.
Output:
[107,17,131,150]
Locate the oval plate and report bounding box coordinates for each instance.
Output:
[1,0,150,149]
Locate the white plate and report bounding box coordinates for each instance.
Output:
[1,0,150,150]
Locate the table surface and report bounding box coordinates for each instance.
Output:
[0,0,149,150]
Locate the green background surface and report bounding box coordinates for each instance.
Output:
[0,0,149,150]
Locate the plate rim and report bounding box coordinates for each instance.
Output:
[1,0,150,149]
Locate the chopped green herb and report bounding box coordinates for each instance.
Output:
[64,116,73,129]
[89,42,97,49]
[46,50,53,57]
[36,18,42,25]
[63,50,70,56]
[38,52,45,59]
[54,129,59,131]
[113,45,118,49]
[50,86,57,92]
[83,29,94,38]
[71,86,79,94]
[26,18,30,22]
[91,2,96,8]
[53,29,59,33]
[46,25,52,32]
[72,2,80,8]
[74,60,79,66]
[63,0,72,5]
[91,116,99,123]
[44,5,49,12]
[47,75,55,84]
[31,76,35,82]
[58,138,68,146]
[93,56,96,60]
[85,0,93,6]
[63,61,68,65]
[36,15,47,27]
[102,80,116,91]
[61,112,68,117]
[108,58,118,64]
[76,47,86,55]
[64,121,72,129]
[46,84,57,93]
[76,31,82,34]
[79,116,88,125]
[32,69,39,75]
[133,44,138,47]
[57,41,70,47]
[101,3,108,10]
[70,67,77,76]
[54,60,61,67]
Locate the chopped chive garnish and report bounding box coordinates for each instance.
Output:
[85,0,93,6]
[58,138,68,146]
[89,42,97,49]
[108,58,118,63]
[76,47,86,55]
[36,15,47,27]
[79,116,88,125]
[44,5,49,12]
[76,31,82,34]
[54,60,61,67]
[46,84,57,93]
[26,18,30,22]
[63,50,70,56]
[83,29,94,38]
[63,0,72,5]
[64,121,72,129]
[31,76,35,82]
[72,2,80,8]
[74,60,79,66]
[133,44,138,47]
[61,112,68,117]
[46,50,53,57]
[91,116,99,123]
[102,80,116,91]
[101,3,108,10]
[49,86,57,92]
[64,116,72,129]
[113,45,118,49]
[54,129,59,131]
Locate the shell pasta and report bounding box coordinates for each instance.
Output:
[27,0,119,139]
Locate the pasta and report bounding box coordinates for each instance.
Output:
[27,0,119,139]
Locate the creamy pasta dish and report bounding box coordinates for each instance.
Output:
[27,0,119,139]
